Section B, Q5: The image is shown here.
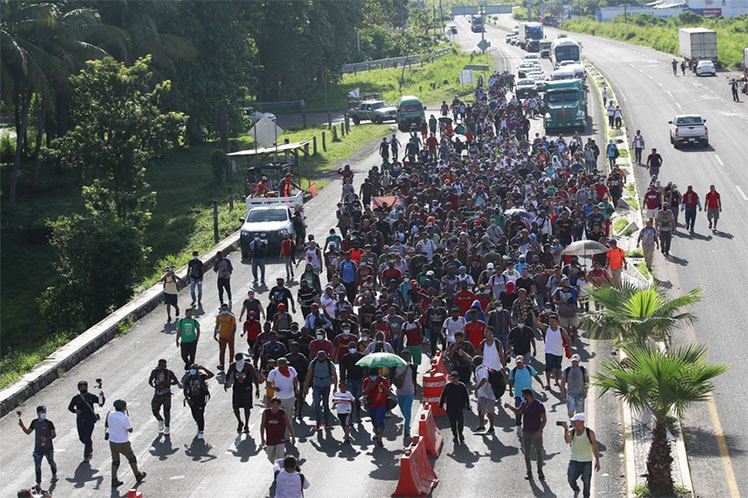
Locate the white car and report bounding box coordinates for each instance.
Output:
[669,114,708,148]
[242,106,277,123]
[523,54,540,62]
[695,60,716,76]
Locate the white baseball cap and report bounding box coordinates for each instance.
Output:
[571,414,585,422]
[571,354,581,362]
[487,263,495,269]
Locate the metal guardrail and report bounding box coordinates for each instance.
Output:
[341,47,453,74]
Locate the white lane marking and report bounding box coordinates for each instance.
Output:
[737,185,748,201]
[657,82,664,87]
[637,68,645,73]
[676,102,682,110]
[666,91,673,97]
[170,475,185,480]
[714,154,724,166]
[647,75,654,80]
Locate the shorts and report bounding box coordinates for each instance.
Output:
[232,392,253,409]
[478,396,495,414]
[707,208,719,221]
[338,413,351,427]
[545,353,563,373]
[279,396,295,415]
[559,315,579,329]
[645,208,659,220]
[405,345,422,365]
[164,293,177,306]
[265,442,285,463]
[566,392,585,414]
[368,405,386,428]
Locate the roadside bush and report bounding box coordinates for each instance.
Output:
[0,133,15,164]
[211,149,230,185]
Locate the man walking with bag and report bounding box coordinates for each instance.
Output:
[148,359,179,435]
[561,414,601,498]
[68,380,105,462]
[105,399,146,488]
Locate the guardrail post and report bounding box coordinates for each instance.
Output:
[313,136,318,155]
[332,126,338,142]
[345,115,350,133]
[229,186,233,211]
[213,201,219,243]
[328,112,332,130]
[322,132,327,152]
[340,122,345,137]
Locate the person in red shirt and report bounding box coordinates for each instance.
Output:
[704,185,722,231]
[680,185,702,233]
[280,234,296,281]
[402,313,424,365]
[464,309,487,350]
[426,133,439,161]
[349,247,363,265]
[362,368,392,446]
[594,181,608,203]
[332,328,356,364]
[243,311,262,353]
[644,186,662,221]
[454,282,476,316]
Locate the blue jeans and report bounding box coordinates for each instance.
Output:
[33,447,57,484]
[189,277,202,303]
[684,208,696,230]
[568,460,592,498]
[312,385,331,424]
[347,379,363,420]
[397,394,415,433]
[496,333,508,352]
[252,258,266,283]
[514,395,523,425]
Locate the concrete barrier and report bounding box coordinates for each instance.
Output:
[0,231,242,417]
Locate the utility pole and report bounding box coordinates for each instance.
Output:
[356,28,360,52]
[439,0,443,34]
[527,0,532,21]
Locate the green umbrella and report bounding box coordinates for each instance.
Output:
[356,352,408,368]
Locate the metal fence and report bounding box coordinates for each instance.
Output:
[341,47,454,74]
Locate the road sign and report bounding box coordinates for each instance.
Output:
[451,5,479,15]
[477,39,491,52]
[451,4,512,15]
[248,116,284,149]
[485,5,513,14]
[459,70,474,84]
[464,64,490,71]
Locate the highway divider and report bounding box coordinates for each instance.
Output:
[0,231,242,418]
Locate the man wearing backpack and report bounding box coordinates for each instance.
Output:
[304,351,337,430]
[176,308,200,371]
[273,455,310,498]
[148,359,179,436]
[560,354,589,419]
[213,251,233,307]
[472,356,496,435]
[561,414,601,498]
[184,364,214,440]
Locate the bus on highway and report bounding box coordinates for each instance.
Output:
[551,38,581,67]
[471,15,484,33]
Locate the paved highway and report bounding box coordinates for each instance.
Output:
[487,15,748,498]
[0,25,629,498]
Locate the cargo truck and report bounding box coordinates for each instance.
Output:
[742,47,748,95]
[542,79,587,132]
[519,22,544,52]
[678,28,717,71]
[551,38,581,67]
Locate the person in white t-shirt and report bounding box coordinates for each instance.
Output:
[332,381,354,442]
[267,359,299,419]
[273,455,310,498]
[105,399,146,488]
[442,309,466,345]
[472,356,496,434]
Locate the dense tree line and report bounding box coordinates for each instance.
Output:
[2,0,441,210]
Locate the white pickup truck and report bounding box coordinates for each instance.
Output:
[239,191,303,257]
[669,114,708,148]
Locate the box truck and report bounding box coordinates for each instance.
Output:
[678,28,717,70]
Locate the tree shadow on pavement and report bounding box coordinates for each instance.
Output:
[65,461,104,490]
[682,425,746,457]
[149,434,180,460]
[227,434,260,462]
[184,436,218,462]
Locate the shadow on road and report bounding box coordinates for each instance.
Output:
[184,436,218,462]
[65,461,104,490]
[683,425,746,458]
[149,434,180,460]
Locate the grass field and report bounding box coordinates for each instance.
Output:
[561,15,748,69]
[306,49,494,110]
[0,123,388,387]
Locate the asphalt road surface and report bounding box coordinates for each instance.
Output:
[0,26,628,498]
[487,15,748,498]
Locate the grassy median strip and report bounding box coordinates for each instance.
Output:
[0,123,387,388]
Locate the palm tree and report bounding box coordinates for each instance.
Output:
[581,281,702,347]
[595,344,728,496]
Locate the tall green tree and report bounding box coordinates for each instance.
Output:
[581,282,702,347]
[595,344,728,496]
[1,0,110,208]
[56,55,186,227]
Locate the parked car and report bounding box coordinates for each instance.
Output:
[523,54,541,62]
[695,60,716,76]
[669,114,708,148]
[348,100,397,124]
[242,106,276,123]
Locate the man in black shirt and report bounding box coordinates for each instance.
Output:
[515,267,535,296]
[19,406,58,491]
[446,332,477,385]
[438,371,471,443]
[340,344,365,421]
[286,343,309,421]
[424,299,448,357]
[68,380,105,462]
[239,290,264,322]
[249,236,268,286]
[268,278,296,319]
[297,280,320,318]
[187,250,204,306]
[507,317,537,363]
[556,211,573,246]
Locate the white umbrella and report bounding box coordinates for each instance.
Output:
[561,240,608,256]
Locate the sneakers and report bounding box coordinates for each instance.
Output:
[163,426,170,435]
[472,425,485,433]
[197,431,204,440]
[217,364,224,371]
[314,423,321,431]
[324,422,331,429]
[136,472,147,483]
[237,422,244,433]
[158,422,164,433]
[485,427,495,435]
[112,479,124,488]
[538,471,545,481]
[459,434,465,444]
[175,308,180,317]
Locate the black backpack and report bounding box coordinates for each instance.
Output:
[487,367,507,399]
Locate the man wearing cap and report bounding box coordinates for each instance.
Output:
[508,356,544,429]
[605,239,627,284]
[438,371,471,444]
[19,405,58,492]
[561,414,601,498]
[304,350,338,430]
[561,354,589,419]
[267,357,299,421]
[225,353,260,433]
[105,399,146,487]
[159,266,181,322]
